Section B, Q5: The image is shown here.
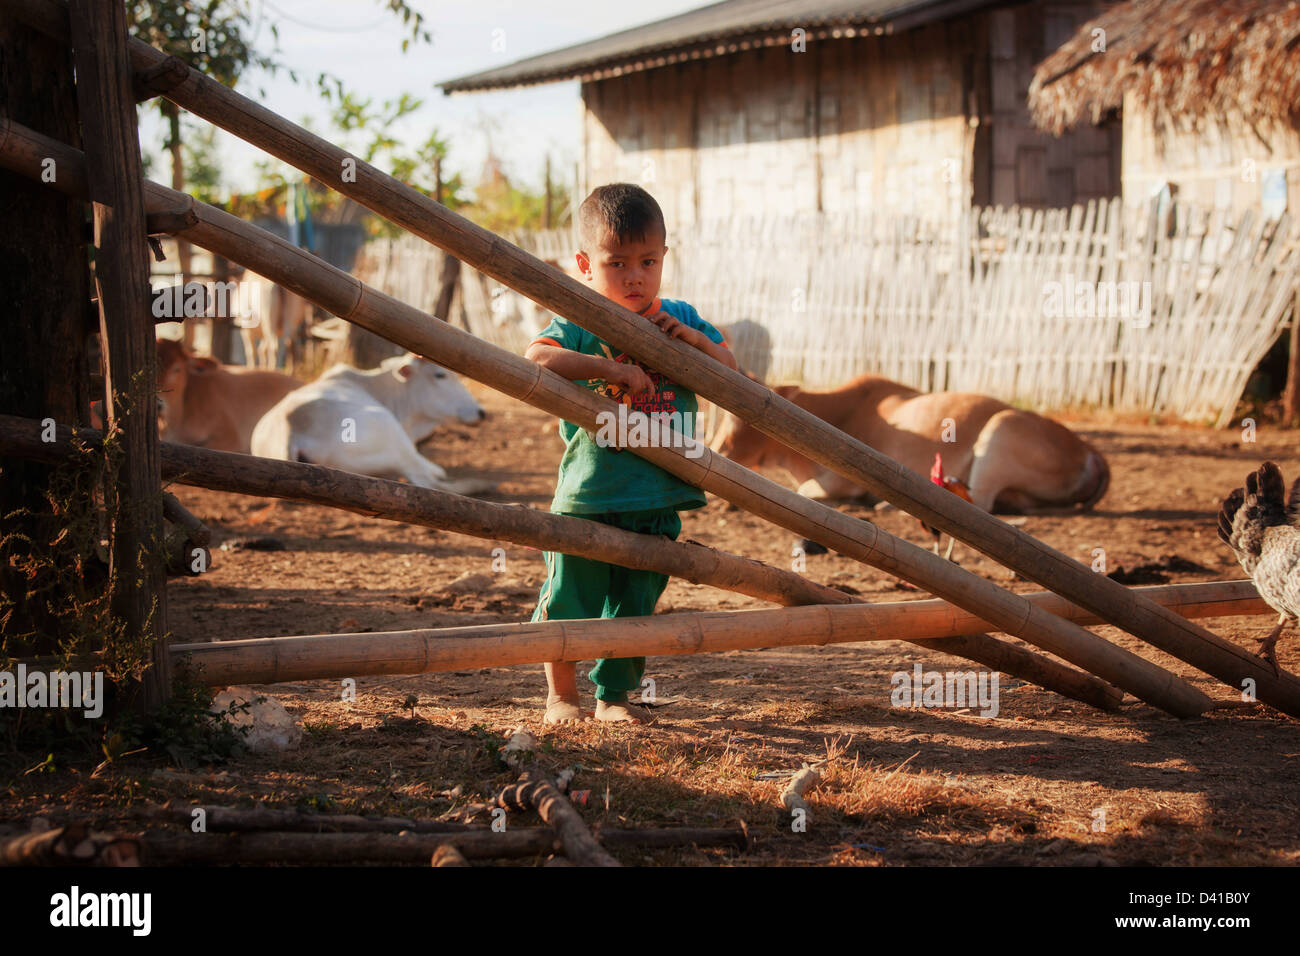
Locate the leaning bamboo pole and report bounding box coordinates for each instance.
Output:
[6,0,1276,712]
[173,581,1269,687]
[0,413,1126,711]
[0,119,1217,718]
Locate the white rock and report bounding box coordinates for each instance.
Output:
[211,686,303,753]
[502,727,538,769]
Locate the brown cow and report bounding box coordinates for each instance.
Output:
[156,338,300,453]
[710,373,1109,513]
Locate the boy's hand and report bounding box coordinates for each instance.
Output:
[646,307,705,348]
[643,306,740,371]
[607,360,655,397]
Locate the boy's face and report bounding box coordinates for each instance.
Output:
[576,229,667,313]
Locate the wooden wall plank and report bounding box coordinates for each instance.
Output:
[0,8,94,655]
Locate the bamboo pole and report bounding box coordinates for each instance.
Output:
[8,5,1275,710]
[0,120,1217,718]
[0,410,1129,712]
[169,580,1269,687]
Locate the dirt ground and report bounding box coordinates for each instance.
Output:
[11,383,1300,865]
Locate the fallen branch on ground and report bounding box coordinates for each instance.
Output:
[0,825,140,866]
[496,770,620,867]
[132,804,487,834]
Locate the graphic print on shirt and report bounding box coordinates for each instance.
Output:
[588,343,679,415]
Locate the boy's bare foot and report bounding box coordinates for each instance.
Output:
[595,699,655,724]
[544,696,589,725]
[544,661,587,724]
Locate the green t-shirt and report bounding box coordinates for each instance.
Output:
[530,296,728,514]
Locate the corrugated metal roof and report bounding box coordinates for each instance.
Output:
[440,0,1006,92]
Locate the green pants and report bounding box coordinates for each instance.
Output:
[531,508,682,702]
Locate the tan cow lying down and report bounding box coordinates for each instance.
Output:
[157,338,301,454]
[710,373,1109,513]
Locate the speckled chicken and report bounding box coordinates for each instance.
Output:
[1217,462,1300,674]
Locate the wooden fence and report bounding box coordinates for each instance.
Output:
[9,0,1300,720]
[356,200,1297,426]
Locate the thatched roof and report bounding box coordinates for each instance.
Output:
[1029,0,1300,135]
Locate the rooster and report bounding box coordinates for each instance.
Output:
[922,452,973,561]
[1217,462,1300,675]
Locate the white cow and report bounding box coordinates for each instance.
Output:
[251,353,491,493]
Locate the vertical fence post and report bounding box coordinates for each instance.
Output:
[69,0,171,708]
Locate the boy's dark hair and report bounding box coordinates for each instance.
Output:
[578,183,666,250]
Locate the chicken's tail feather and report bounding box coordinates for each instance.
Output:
[1217,488,1244,546]
[1220,462,1289,560]
[1252,461,1289,523]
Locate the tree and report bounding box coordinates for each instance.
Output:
[182,123,224,206]
[468,151,572,235]
[125,1,432,331]
[127,2,274,321]
[126,0,432,193]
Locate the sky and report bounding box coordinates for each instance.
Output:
[138,0,704,199]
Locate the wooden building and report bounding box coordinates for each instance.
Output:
[441,0,1120,226]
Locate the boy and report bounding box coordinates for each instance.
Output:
[525,183,738,724]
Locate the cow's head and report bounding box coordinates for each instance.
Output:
[155,338,190,434]
[383,353,486,440]
[156,337,220,435]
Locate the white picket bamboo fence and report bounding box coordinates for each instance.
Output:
[353,199,1298,426]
